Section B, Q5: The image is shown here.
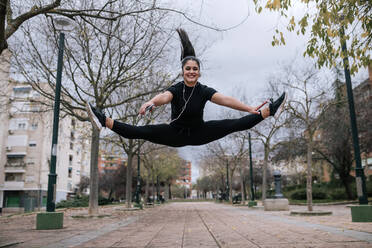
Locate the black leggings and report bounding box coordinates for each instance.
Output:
[112,114,264,147]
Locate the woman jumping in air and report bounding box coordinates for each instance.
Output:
[86,29,286,148]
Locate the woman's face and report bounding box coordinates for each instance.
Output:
[182,60,200,85]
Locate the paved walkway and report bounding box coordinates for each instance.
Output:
[1,202,372,247]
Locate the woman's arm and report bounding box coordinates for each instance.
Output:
[139,91,173,115]
[211,92,261,115]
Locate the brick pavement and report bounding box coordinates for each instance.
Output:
[1,202,372,248]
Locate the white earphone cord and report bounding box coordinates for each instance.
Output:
[170,82,197,124]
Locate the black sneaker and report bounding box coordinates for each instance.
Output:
[269,92,287,118]
[86,102,106,130]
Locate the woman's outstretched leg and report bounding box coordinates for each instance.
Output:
[185,92,286,146]
[86,103,189,147]
[111,121,189,147]
[188,113,264,146]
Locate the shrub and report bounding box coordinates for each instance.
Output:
[329,184,357,200]
[290,188,329,200]
[366,180,372,197]
[329,188,350,200]
[283,184,303,192]
[56,195,111,208]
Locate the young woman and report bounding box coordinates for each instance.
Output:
[87,29,286,147]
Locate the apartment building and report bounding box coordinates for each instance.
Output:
[0,51,91,213]
[177,161,192,186]
[98,146,127,174]
[176,161,192,198]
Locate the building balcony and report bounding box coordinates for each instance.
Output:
[4,166,26,173]
[6,146,27,156]
[4,181,25,189]
[5,162,26,168]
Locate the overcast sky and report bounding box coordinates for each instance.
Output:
[162,0,369,182]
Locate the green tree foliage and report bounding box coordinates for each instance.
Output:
[254,0,371,74]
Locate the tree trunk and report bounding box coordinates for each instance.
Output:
[156,176,160,202]
[340,173,354,200]
[306,137,313,211]
[126,153,133,208]
[108,189,113,201]
[144,174,149,205]
[262,147,269,201]
[0,0,7,54]
[168,183,172,199]
[88,128,100,215]
[164,183,169,200]
[152,174,155,207]
[240,167,246,203]
[229,170,233,203]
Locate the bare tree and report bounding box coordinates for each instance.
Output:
[1,1,169,55]
[278,60,331,211]
[205,131,251,203]
[1,0,250,56]
[198,154,227,198]
[251,82,288,201]
[140,143,184,203]
[11,1,174,214]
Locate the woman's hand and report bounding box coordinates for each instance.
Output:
[139,101,155,115]
[139,91,173,115]
[246,100,269,115]
[254,100,269,112]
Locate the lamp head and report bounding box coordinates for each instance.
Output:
[53,16,75,31]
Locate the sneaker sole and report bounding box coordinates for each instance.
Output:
[86,102,102,131]
[274,93,287,119]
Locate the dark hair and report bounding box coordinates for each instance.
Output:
[176,28,200,68]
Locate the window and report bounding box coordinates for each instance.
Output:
[13,87,31,98]
[67,182,72,191]
[30,105,40,112]
[25,176,34,183]
[10,102,30,113]
[5,173,23,181]
[70,131,75,140]
[7,156,25,166]
[18,123,26,130]
[69,155,73,166]
[70,142,73,150]
[31,123,38,130]
[9,119,28,130]
[68,167,72,178]
[7,135,28,147]
[29,141,37,147]
[32,91,40,98]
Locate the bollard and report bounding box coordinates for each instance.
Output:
[264,170,288,211]
[274,170,283,199]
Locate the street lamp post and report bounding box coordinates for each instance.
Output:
[46,32,65,212]
[340,27,368,205]
[156,175,160,202]
[249,133,255,201]
[135,141,141,204]
[226,157,229,201]
[37,17,74,230]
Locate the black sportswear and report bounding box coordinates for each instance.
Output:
[111,81,265,147]
[167,81,216,127]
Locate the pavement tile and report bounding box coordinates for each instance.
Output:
[1,202,372,248]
